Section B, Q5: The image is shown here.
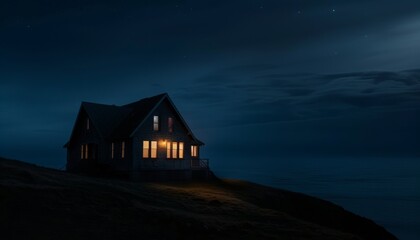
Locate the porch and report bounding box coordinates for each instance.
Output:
[191,158,209,170]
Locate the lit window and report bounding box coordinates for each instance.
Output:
[153,116,159,131]
[179,142,184,159]
[166,141,171,158]
[143,141,149,158]
[191,145,198,157]
[172,142,178,158]
[81,144,90,159]
[111,142,114,159]
[87,118,90,130]
[151,141,157,158]
[121,141,125,159]
[85,144,89,159]
[168,117,173,133]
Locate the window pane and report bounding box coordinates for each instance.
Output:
[191,145,197,157]
[151,141,157,158]
[122,141,125,159]
[153,116,159,131]
[179,142,184,159]
[166,141,171,158]
[172,142,178,158]
[143,141,149,158]
[168,117,173,133]
[81,145,84,159]
[85,144,89,159]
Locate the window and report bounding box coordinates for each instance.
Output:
[81,144,89,159]
[85,144,89,159]
[81,145,84,159]
[191,145,198,157]
[165,141,184,159]
[111,142,114,159]
[166,141,171,158]
[151,141,157,158]
[172,142,178,158]
[143,141,149,158]
[168,117,173,133]
[87,118,90,130]
[153,116,159,131]
[121,141,125,159]
[179,142,184,158]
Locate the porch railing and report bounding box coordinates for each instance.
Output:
[191,158,209,169]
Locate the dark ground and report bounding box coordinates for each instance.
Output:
[0,157,397,240]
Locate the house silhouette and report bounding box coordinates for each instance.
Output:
[64,93,209,180]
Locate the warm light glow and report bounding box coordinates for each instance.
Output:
[191,145,198,157]
[151,141,157,158]
[179,142,184,158]
[159,140,167,147]
[172,142,178,158]
[166,141,171,158]
[143,141,149,158]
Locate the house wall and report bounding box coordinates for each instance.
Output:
[66,109,104,171]
[107,139,133,172]
[67,108,133,174]
[131,99,199,173]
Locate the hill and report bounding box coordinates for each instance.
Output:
[0,157,397,240]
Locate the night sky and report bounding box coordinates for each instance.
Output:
[1,0,420,168]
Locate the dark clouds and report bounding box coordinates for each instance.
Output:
[175,67,420,126]
[172,66,420,159]
[1,1,420,166]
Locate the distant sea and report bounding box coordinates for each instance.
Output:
[213,156,420,240]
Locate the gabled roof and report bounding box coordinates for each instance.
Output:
[82,102,131,138]
[65,93,203,147]
[112,93,166,138]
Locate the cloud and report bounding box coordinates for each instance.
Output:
[174,66,420,127]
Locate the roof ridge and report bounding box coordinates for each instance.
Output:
[111,93,167,138]
[82,101,119,107]
[121,93,168,108]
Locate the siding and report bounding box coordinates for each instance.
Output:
[131,98,198,171]
[66,109,103,171]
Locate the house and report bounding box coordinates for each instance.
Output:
[64,93,209,181]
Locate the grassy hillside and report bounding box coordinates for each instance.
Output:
[0,157,397,240]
